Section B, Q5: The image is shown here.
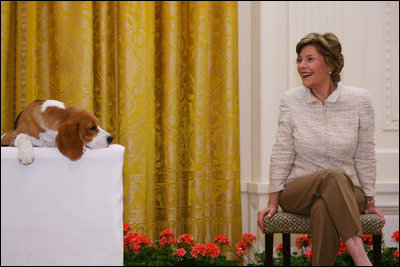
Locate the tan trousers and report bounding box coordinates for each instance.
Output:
[278,168,366,266]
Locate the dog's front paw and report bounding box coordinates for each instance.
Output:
[14,133,35,165]
[18,146,35,165]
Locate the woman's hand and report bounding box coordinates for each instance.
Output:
[257,192,280,232]
[364,197,385,226]
[364,206,386,226]
[257,205,278,232]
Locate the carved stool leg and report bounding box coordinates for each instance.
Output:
[372,234,381,266]
[265,234,274,266]
[283,233,291,266]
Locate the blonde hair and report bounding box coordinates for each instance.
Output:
[296,32,344,82]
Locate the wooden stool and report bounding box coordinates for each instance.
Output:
[263,212,383,266]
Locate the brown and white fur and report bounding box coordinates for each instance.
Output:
[1,100,113,165]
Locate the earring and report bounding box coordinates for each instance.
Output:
[329,71,332,74]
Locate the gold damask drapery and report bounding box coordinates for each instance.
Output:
[1,1,241,245]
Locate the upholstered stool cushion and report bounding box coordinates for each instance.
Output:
[360,214,384,234]
[263,212,383,235]
[263,212,383,266]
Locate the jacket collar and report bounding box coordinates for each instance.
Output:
[305,82,343,104]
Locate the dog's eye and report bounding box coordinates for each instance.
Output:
[90,126,97,131]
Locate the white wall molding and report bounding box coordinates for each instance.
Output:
[376,148,399,183]
[383,2,399,131]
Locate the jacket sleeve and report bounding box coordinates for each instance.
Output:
[354,90,376,197]
[269,92,296,193]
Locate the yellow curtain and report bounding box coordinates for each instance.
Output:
[1,1,241,248]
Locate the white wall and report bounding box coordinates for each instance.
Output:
[238,1,399,251]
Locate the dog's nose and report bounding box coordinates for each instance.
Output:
[107,136,114,144]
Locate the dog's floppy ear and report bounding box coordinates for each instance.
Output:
[1,130,19,146]
[56,121,84,161]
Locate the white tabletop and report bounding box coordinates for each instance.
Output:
[1,144,125,266]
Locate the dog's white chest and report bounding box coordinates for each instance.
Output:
[32,130,58,147]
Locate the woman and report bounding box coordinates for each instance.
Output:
[257,33,385,266]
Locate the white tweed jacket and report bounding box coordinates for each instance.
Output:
[269,82,376,196]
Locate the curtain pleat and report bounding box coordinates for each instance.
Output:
[93,1,119,151]
[118,1,158,240]
[1,1,15,132]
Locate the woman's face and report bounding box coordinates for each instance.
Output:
[297,45,331,89]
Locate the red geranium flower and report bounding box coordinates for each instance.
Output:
[392,230,399,243]
[160,229,175,238]
[241,233,256,245]
[363,234,373,246]
[178,234,195,245]
[275,243,283,253]
[173,248,187,257]
[295,234,312,249]
[205,243,220,258]
[160,235,176,246]
[235,240,249,256]
[123,222,132,232]
[305,248,312,258]
[337,240,348,256]
[124,232,152,254]
[235,245,245,256]
[214,234,230,245]
[191,243,207,258]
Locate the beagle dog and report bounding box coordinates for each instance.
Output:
[1,99,113,165]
